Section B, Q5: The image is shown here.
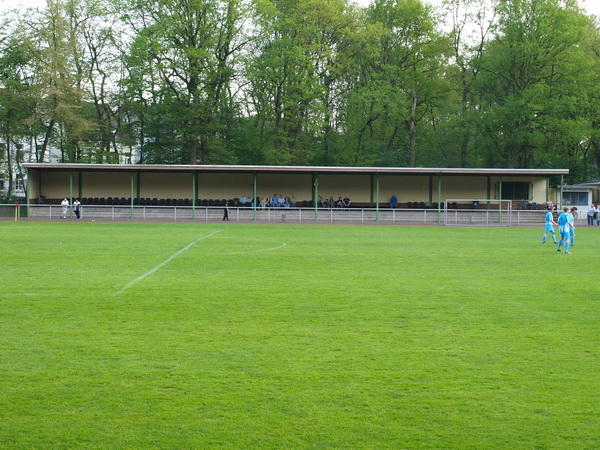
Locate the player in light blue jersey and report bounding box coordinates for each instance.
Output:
[542,209,557,244]
[568,207,576,246]
[557,207,574,254]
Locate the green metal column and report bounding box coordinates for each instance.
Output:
[438,175,442,223]
[498,177,503,223]
[69,171,73,218]
[486,176,491,209]
[192,172,197,220]
[25,168,30,217]
[130,172,135,219]
[559,175,564,208]
[313,173,319,221]
[253,172,257,221]
[375,174,380,222]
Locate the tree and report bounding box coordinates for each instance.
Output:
[120,0,250,164]
[342,0,449,167]
[475,0,593,170]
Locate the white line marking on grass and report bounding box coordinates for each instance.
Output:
[223,241,287,255]
[113,230,222,296]
[0,293,65,297]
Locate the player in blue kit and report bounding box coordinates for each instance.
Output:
[557,207,574,254]
[568,207,576,246]
[542,208,557,244]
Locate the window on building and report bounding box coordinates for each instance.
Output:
[499,182,530,200]
[563,191,588,206]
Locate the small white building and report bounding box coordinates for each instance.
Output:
[560,182,600,209]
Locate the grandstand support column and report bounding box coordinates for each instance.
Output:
[130,172,135,219]
[69,170,73,218]
[25,167,31,217]
[375,174,380,222]
[253,172,257,221]
[313,173,319,222]
[487,176,491,209]
[559,175,564,208]
[498,177,503,223]
[438,175,442,223]
[192,172,198,220]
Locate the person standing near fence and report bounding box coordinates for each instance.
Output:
[223,202,229,221]
[587,204,596,226]
[60,197,69,219]
[73,198,81,220]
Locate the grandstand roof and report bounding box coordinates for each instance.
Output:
[23,163,569,176]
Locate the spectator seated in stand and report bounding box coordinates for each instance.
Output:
[343,196,351,208]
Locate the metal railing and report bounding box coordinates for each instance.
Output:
[1,203,582,226]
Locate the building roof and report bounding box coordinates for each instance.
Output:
[23,163,569,176]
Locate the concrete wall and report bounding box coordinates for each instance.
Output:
[140,172,194,199]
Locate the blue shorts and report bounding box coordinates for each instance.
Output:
[545,224,555,233]
[559,227,570,239]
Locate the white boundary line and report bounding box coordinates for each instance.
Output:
[224,241,287,255]
[0,293,65,297]
[113,230,222,296]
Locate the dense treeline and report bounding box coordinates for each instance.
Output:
[1,0,599,195]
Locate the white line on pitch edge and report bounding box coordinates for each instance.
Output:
[113,230,222,296]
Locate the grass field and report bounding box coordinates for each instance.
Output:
[1,221,599,448]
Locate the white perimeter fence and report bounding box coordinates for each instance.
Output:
[1,203,585,227]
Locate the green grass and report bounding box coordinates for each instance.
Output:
[1,222,598,448]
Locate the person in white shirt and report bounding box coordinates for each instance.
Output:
[587,204,596,226]
[60,197,69,219]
